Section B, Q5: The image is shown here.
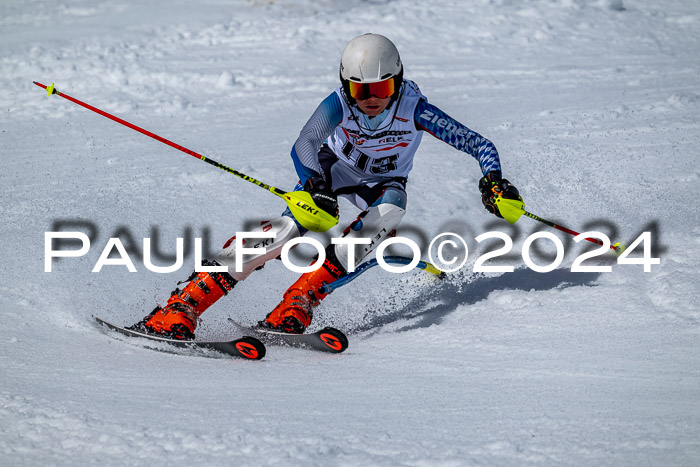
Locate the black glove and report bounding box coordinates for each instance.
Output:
[304,176,339,218]
[478,171,522,218]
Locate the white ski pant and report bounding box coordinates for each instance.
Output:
[214,202,406,280]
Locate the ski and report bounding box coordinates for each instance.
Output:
[228,318,348,354]
[95,316,266,360]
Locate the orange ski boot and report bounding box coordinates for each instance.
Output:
[260,253,345,334]
[130,261,237,340]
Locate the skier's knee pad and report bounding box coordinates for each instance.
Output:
[372,186,407,209]
[333,203,406,272]
[214,216,301,281]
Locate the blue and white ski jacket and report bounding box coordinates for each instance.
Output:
[291,79,501,190]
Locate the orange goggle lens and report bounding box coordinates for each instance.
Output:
[348,78,395,100]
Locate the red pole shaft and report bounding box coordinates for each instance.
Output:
[522,210,620,251]
[33,81,207,162]
[32,81,282,194]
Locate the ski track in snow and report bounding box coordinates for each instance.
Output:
[2,0,700,465]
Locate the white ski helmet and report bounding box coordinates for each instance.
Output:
[339,34,403,102]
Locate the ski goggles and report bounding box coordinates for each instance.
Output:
[347,78,396,100]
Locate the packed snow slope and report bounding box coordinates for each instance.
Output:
[2,0,700,465]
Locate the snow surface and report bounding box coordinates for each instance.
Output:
[2,0,700,465]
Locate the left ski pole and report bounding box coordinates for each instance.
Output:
[495,198,624,252]
[33,81,338,233]
[521,210,624,252]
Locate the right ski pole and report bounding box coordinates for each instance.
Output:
[33,81,338,233]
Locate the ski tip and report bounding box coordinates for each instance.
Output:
[234,336,266,360]
[318,327,349,353]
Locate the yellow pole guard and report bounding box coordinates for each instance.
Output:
[494,197,525,224]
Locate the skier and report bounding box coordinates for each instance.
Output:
[130,33,522,339]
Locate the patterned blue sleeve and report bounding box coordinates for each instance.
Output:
[291,92,344,183]
[414,98,502,177]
